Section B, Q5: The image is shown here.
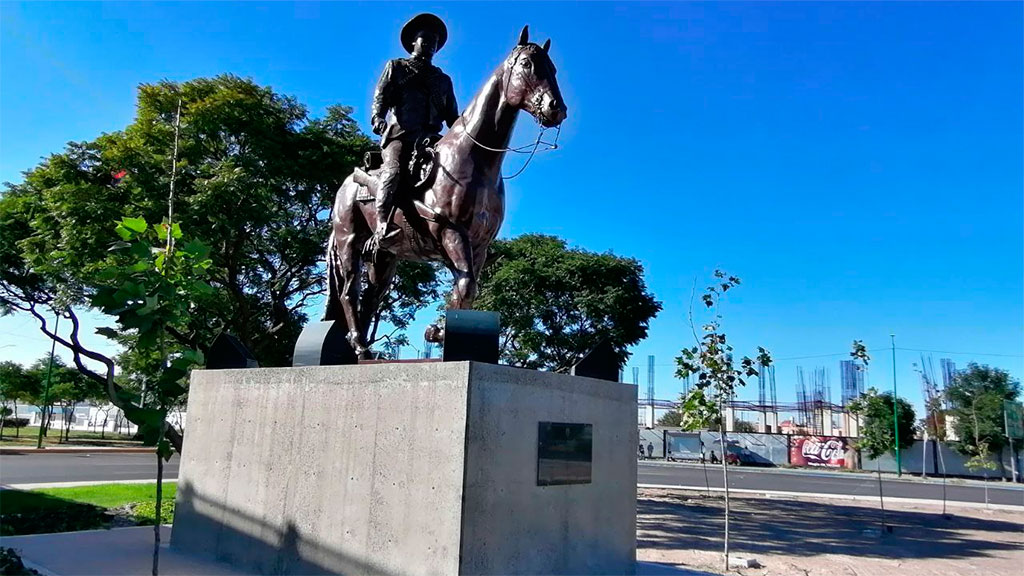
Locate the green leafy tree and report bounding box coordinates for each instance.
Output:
[674,270,772,572]
[0,75,374,370]
[25,354,104,442]
[946,363,1021,458]
[20,355,74,436]
[848,385,916,528]
[91,216,213,575]
[475,235,661,372]
[89,217,213,452]
[675,392,721,431]
[848,389,917,460]
[656,410,683,428]
[733,420,757,433]
[0,361,35,438]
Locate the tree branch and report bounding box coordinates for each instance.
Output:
[166,325,203,353]
[25,305,184,454]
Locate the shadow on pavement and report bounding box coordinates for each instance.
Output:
[638,492,1021,563]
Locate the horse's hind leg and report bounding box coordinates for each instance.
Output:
[332,228,371,357]
[358,251,398,348]
[326,181,372,357]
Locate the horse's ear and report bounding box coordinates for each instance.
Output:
[518,25,529,46]
[542,38,551,52]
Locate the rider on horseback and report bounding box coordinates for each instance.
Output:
[366,13,459,255]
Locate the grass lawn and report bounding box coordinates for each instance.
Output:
[0,427,142,447]
[0,482,176,536]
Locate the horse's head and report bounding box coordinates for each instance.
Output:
[502,26,567,128]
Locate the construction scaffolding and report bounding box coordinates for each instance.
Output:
[756,363,779,432]
[917,355,947,440]
[647,355,655,408]
[940,358,956,409]
[840,359,865,407]
[645,360,859,436]
[796,368,810,432]
[795,367,834,435]
[681,374,692,399]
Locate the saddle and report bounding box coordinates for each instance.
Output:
[357,135,440,203]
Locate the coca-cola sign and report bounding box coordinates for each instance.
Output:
[791,436,847,468]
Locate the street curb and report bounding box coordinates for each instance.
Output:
[13,557,57,576]
[0,447,154,455]
[638,483,1024,511]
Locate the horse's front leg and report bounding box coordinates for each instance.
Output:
[425,228,479,344]
[443,227,478,309]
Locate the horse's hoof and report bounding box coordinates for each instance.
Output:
[347,331,369,357]
[424,323,445,344]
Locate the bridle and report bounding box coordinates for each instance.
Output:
[463,45,562,180]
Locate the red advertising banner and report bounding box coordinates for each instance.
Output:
[790,436,847,468]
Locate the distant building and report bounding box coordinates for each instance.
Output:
[7,403,186,435]
[778,419,809,435]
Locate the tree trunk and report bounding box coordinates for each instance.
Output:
[718,418,731,572]
[983,471,989,509]
[876,459,887,530]
[936,436,948,516]
[153,450,164,576]
[63,402,75,442]
[921,433,928,479]
[701,452,711,497]
[12,399,17,438]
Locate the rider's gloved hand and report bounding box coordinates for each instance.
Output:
[372,117,387,136]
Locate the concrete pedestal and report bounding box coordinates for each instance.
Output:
[171,362,638,575]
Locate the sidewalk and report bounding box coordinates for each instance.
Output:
[642,459,1024,490]
[0,526,712,576]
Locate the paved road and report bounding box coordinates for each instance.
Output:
[0,452,180,485]
[2,453,1022,507]
[639,461,1024,507]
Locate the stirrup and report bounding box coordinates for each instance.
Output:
[362,226,401,255]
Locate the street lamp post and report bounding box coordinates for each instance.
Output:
[890,334,901,477]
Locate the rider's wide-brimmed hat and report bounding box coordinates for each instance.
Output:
[401,13,448,54]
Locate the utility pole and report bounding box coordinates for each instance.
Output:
[36,313,60,449]
[890,334,901,477]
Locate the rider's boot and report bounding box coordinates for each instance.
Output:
[364,140,403,256]
[364,192,396,256]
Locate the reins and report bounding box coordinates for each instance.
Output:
[463,124,560,180]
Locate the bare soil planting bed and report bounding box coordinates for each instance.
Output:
[637,487,1024,576]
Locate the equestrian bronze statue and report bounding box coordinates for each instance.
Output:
[324,16,567,357]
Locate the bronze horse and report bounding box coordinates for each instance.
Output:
[324,26,567,357]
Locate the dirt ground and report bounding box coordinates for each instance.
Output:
[637,488,1024,576]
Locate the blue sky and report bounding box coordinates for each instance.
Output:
[2,2,1021,416]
